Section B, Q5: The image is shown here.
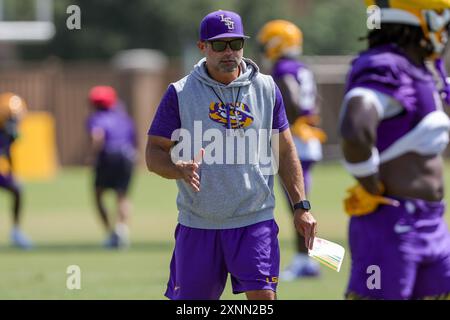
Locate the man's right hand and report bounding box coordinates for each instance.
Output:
[176,148,204,192]
[293,209,317,251]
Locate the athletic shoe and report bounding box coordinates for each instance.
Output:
[10,228,33,250]
[279,253,321,281]
[103,231,119,248]
[103,224,130,249]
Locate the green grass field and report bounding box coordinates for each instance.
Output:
[1,161,450,299]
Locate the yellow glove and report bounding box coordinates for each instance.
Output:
[291,116,327,143]
[0,156,11,176]
[344,183,400,217]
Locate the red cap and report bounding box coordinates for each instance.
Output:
[89,86,117,109]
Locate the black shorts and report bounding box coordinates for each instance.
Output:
[94,152,134,193]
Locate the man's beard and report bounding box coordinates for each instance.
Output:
[218,58,240,73]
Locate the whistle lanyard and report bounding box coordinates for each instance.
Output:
[210,86,242,130]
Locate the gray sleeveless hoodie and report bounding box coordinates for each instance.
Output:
[172,57,277,229]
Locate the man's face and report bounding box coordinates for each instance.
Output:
[198,37,244,73]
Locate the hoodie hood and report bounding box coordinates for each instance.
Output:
[192,57,259,88]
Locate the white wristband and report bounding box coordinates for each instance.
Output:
[342,148,380,178]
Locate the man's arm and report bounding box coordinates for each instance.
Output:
[277,128,317,250]
[146,135,202,192]
[339,95,382,194]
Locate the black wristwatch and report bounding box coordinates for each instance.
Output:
[293,200,311,211]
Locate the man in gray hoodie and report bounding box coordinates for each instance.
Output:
[146,10,317,300]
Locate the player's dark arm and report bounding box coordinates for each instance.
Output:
[275,76,301,124]
[277,128,317,250]
[86,127,105,165]
[339,96,382,194]
[91,128,105,150]
[6,149,14,175]
[5,123,17,174]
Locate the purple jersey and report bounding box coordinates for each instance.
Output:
[346,44,440,153]
[272,58,317,117]
[87,102,137,160]
[148,84,289,139]
[272,58,306,79]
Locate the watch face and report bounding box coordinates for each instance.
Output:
[302,201,311,210]
[294,200,311,211]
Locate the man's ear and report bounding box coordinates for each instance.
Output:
[197,41,206,52]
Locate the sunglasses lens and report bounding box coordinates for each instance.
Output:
[210,39,244,52]
[230,39,244,50]
[211,41,227,52]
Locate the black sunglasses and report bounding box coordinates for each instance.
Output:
[208,39,244,52]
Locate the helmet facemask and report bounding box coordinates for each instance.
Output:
[423,9,450,56]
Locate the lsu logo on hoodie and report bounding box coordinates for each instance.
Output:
[209,101,254,129]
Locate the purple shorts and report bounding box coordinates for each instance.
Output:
[165,219,280,300]
[347,198,450,299]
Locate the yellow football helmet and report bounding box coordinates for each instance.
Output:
[365,0,450,55]
[0,92,27,128]
[257,20,303,62]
